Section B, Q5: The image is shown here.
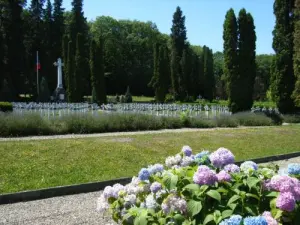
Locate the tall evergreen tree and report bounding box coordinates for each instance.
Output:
[150,43,170,102]
[237,9,257,111]
[43,0,55,91]
[4,0,26,98]
[62,35,69,88]
[223,8,239,112]
[28,0,45,97]
[270,0,295,113]
[170,6,187,101]
[94,36,106,104]
[52,0,65,59]
[74,33,85,102]
[293,0,300,106]
[0,18,3,91]
[38,76,50,102]
[203,46,215,102]
[90,39,97,103]
[67,41,75,102]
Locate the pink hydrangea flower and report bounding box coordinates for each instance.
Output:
[262,211,278,225]
[276,192,296,212]
[193,165,218,185]
[217,170,231,182]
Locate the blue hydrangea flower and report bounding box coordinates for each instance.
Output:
[240,161,258,173]
[243,216,268,225]
[288,163,300,175]
[148,164,164,175]
[150,182,162,193]
[219,215,242,225]
[138,168,150,181]
[195,150,210,159]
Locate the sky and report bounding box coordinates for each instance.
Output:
[61,0,275,55]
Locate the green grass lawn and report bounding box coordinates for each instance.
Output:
[0,125,299,194]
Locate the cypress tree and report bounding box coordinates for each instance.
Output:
[270,0,295,113]
[180,49,188,100]
[74,33,84,102]
[0,23,3,91]
[223,8,239,112]
[5,0,26,98]
[203,46,215,102]
[53,0,65,59]
[90,40,96,103]
[170,6,187,101]
[43,0,55,92]
[149,43,161,101]
[293,0,300,106]
[38,76,50,102]
[94,36,106,104]
[67,41,75,102]
[237,9,257,111]
[62,35,69,89]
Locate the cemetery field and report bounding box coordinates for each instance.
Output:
[0,125,300,194]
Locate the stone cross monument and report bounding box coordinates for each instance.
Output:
[54,58,64,88]
[52,58,66,102]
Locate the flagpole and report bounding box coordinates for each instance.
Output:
[36,51,39,96]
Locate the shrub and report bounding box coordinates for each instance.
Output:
[232,112,273,126]
[282,114,300,123]
[97,146,300,225]
[0,102,13,112]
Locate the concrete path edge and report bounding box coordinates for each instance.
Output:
[1,151,300,205]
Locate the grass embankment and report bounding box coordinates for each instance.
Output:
[0,112,278,137]
[0,125,299,194]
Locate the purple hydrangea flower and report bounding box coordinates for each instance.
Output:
[217,170,232,182]
[224,164,240,173]
[182,145,192,156]
[262,211,278,225]
[209,147,235,168]
[138,168,150,181]
[288,163,300,175]
[193,165,218,185]
[150,182,162,193]
[276,192,296,212]
[219,215,242,225]
[244,216,268,225]
[161,195,187,214]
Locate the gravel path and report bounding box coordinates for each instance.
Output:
[1,157,300,225]
[0,126,270,142]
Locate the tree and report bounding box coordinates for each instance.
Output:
[270,0,295,113]
[43,0,55,91]
[52,0,65,59]
[2,0,26,98]
[150,43,170,102]
[223,8,239,112]
[0,17,4,91]
[237,9,257,111]
[170,6,187,101]
[38,76,50,102]
[62,35,69,89]
[94,36,107,104]
[74,33,84,102]
[203,46,215,102]
[68,0,90,97]
[67,41,75,102]
[293,0,300,106]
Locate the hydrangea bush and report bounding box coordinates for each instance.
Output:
[97,146,300,225]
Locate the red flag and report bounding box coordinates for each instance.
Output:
[35,60,41,71]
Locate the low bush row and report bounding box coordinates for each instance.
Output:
[0,102,13,112]
[0,112,277,137]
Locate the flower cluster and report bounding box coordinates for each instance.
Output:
[220,214,275,225]
[209,147,235,168]
[161,195,187,214]
[267,175,300,211]
[240,161,258,173]
[193,165,218,185]
[97,146,300,225]
[288,163,300,175]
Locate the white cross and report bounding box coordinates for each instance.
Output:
[54,58,64,88]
